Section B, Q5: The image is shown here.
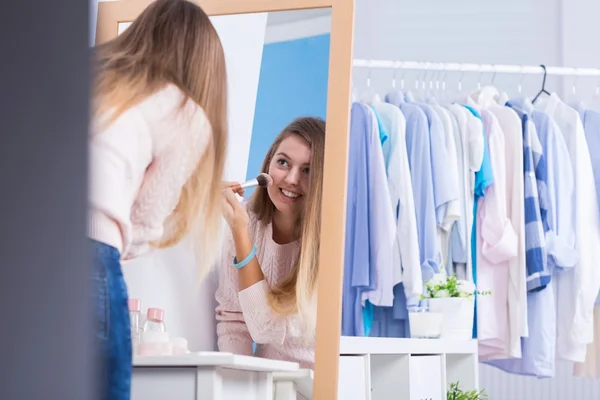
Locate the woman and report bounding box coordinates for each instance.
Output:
[216,117,325,369]
[89,0,228,398]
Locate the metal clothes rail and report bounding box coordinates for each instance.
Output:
[352,59,600,77]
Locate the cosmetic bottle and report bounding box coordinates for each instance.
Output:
[141,307,167,333]
[138,307,172,356]
[128,299,142,347]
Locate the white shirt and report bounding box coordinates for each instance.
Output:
[372,101,422,298]
[535,92,600,362]
[447,104,484,283]
[428,102,461,268]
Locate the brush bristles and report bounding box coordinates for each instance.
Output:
[256,173,273,188]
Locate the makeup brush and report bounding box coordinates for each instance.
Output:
[239,173,273,189]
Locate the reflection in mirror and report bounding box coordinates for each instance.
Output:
[216,8,331,372]
[95,0,332,381]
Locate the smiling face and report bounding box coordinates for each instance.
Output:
[266,134,312,218]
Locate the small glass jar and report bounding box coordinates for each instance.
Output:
[408,302,443,339]
[141,307,167,333]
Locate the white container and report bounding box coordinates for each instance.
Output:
[138,331,172,356]
[171,337,190,355]
[428,297,475,339]
[408,307,443,339]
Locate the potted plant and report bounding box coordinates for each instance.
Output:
[421,274,490,339]
[447,381,488,400]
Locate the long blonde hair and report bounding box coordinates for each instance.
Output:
[249,117,325,334]
[92,0,228,276]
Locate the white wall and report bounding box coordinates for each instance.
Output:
[91,2,268,351]
[264,13,331,44]
[560,0,600,109]
[351,0,566,99]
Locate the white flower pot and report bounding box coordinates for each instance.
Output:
[427,297,474,340]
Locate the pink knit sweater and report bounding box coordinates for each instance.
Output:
[88,84,211,260]
[215,208,315,369]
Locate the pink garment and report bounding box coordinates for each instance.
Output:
[476,110,518,360]
[215,208,315,369]
[488,103,527,359]
[88,84,211,259]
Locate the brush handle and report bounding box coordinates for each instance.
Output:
[239,178,259,190]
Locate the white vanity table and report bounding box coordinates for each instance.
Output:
[132,352,313,400]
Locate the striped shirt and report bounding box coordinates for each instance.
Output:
[507,102,549,291]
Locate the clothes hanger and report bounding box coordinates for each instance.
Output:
[385,63,404,95]
[532,64,550,103]
[472,68,501,107]
[447,70,465,105]
[359,63,381,104]
[428,70,442,102]
[457,70,465,95]
[437,71,447,105]
[407,69,428,102]
[404,70,420,102]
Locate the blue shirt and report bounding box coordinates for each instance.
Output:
[405,93,459,228]
[364,92,440,339]
[582,109,600,216]
[341,103,395,336]
[576,107,600,306]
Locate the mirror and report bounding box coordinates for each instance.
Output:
[215,7,332,373]
[96,0,354,400]
[117,6,331,366]
[93,1,353,398]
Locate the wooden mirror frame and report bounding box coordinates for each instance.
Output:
[96,1,354,399]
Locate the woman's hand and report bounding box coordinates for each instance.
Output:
[222,181,245,197]
[221,188,249,237]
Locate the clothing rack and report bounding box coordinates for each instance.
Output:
[352,59,600,77]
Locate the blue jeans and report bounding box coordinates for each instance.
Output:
[91,239,132,400]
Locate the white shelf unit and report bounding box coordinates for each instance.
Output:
[338,337,479,400]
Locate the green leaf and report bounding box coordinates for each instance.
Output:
[447,381,488,400]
